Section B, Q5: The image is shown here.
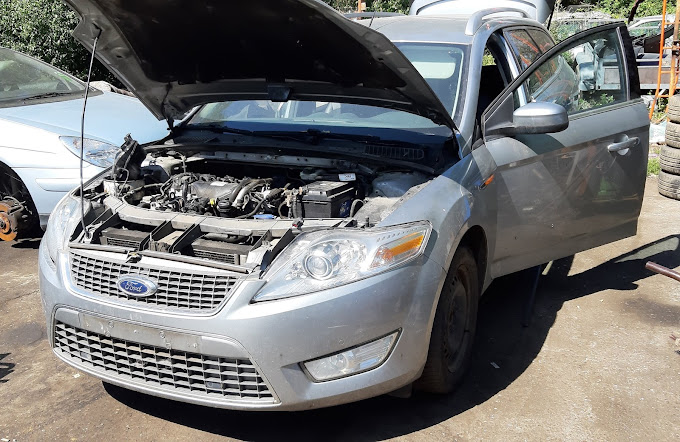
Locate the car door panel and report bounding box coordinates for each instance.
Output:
[481,24,648,278]
[487,100,648,276]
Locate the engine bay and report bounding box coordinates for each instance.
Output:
[74,136,431,268]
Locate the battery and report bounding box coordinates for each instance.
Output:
[299,181,355,218]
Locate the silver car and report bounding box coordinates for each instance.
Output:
[39,0,649,411]
[0,47,168,239]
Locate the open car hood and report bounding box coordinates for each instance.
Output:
[63,0,456,130]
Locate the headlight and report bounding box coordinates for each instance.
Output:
[253,221,431,302]
[59,136,120,168]
[44,195,81,263]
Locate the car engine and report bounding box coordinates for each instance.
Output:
[74,136,431,267]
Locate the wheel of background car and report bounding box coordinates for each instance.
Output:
[660,145,680,174]
[665,121,680,148]
[0,165,38,240]
[667,95,680,123]
[658,170,680,200]
[416,246,479,394]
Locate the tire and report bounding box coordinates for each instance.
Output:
[0,164,39,240]
[660,145,680,174]
[666,121,680,148]
[416,246,479,394]
[658,170,680,200]
[668,95,680,123]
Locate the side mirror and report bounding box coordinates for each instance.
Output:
[512,102,569,134]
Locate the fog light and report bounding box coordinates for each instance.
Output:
[303,331,399,382]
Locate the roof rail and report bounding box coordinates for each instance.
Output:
[465,7,531,35]
[344,12,405,19]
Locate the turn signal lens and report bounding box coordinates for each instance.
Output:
[371,231,425,268]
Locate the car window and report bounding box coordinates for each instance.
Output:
[629,19,663,38]
[505,29,546,71]
[397,43,466,121]
[513,28,626,115]
[190,100,442,129]
[526,30,555,53]
[189,43,467,130]
[0,48,85,102]
[506,29,556,95]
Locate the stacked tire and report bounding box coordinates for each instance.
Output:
[661,96,680,200]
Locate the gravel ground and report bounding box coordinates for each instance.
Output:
[1,177,679,441]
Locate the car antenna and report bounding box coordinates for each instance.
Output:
[369,10,377,28]
[79,26,102,239]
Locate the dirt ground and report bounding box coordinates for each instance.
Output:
[1,177,679,441]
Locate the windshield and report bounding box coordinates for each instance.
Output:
[0,48,85,102]
[187,43,466,131]
[628,19,664,38]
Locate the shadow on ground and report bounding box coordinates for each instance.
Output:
[0,353,15,383]
[104,235,680,441]
[11,236,42,250]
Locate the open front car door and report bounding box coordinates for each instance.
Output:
[481,23,649,277]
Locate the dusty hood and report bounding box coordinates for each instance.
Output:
[63,0,456,130]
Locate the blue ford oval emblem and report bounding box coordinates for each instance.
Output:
[116,275,158,298]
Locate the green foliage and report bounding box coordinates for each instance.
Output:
[578,0,672,19]
[0,0,119,85]
[324,0,358,12]
[323,0,410,14]
[647,156,661,176]
[366,0,411,14]
[577,92,615,110]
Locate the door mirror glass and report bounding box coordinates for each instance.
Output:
[512,102,568,134]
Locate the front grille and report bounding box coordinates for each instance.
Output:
[53,321,274,402]
[70,250,240,311]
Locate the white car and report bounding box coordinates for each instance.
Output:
[0,47,168,240]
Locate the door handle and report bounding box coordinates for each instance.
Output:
[608,136,639,154]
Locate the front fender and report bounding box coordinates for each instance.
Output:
[383,147,498,283]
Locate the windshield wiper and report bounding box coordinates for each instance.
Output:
[251,128,424,147]
[184,123,255,136]
[22,91,77,101]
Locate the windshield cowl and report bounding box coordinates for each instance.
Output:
[164,121,456,173]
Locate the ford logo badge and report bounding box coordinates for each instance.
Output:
[116,275,158,298]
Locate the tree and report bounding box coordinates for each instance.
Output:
[0,0,119,85]
[323,0,411,13]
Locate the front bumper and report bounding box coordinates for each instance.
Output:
[38,241,445,411]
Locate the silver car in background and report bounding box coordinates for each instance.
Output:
[0,47,167,240]
[39,0,648,411]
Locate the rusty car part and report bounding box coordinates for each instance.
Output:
[645,261,680,282]
[0,198,29,241]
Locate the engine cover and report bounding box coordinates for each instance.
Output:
[190,181,240,200]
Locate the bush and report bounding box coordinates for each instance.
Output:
[323,0,411,14]
[0,0,119,85]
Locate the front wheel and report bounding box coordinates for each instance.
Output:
[416,246,479,393]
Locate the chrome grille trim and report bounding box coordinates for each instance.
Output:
[69,250,240,312]
[53,321,275,402]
